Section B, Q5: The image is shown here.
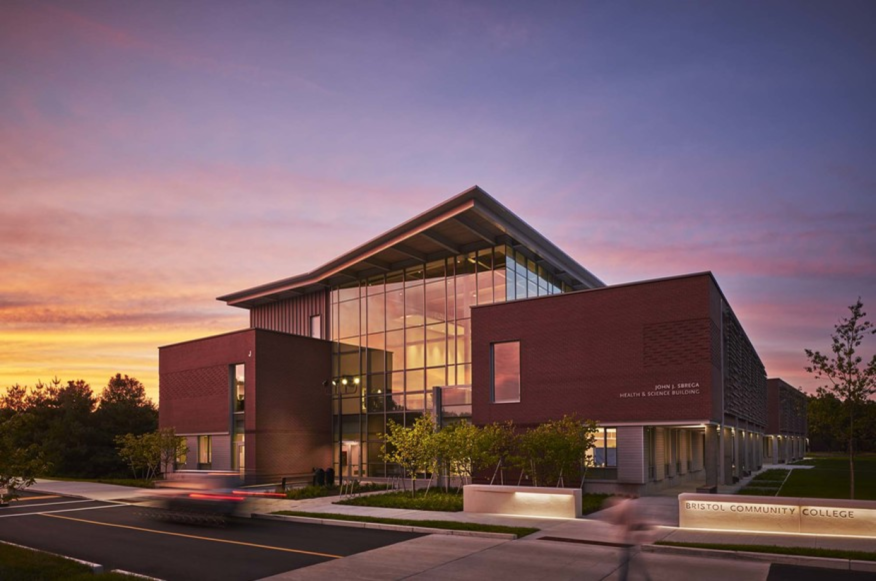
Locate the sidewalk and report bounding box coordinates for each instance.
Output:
[30,478,171,502]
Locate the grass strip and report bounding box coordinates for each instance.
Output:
[0,543,142,580]
[750,469,790,483]
[273,510,539,538]
[655,541,876,562]
[737,488,780,496]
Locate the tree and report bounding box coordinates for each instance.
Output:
[479,421,518,485]
[115,432,161,480]
[516,415,597,487]
[381,415,436,496]
[157,428,188,476]
[93,375,158,476]
[806,389,847,452]
[42,379,97,477]
[115,428,187,481]
[805,298,876,499]
[435,421,482,490]
[0,414,48,503]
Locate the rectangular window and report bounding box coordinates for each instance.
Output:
[198,435,212,470]
[232,364,245,412]
[310,315,322,339]
[491,341,520,403]
[587,428,618,468]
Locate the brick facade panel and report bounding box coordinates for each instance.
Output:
[159,330,255,434]
[252,331,332,479]
[471,275,720,426]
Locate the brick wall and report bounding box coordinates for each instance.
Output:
[252,330,332,480]
[471,274,722,426]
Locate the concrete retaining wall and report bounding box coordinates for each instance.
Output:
[464,485,581,518]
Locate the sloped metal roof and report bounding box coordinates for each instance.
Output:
[219,185,604,308]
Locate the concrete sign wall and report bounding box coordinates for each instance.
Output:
[464,485,581,518]
[679,493,876,538]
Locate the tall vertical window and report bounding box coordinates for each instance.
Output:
[198,435,212,469]
[310,315,322,339]
[491,341,520,403]
[232,364,245,412]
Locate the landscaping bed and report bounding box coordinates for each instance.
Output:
[336,488,464,511]
[284,482,389,500]
[335,487,612,516]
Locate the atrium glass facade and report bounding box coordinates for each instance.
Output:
[329,245,569,476]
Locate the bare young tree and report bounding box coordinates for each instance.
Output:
[805,298,876,499]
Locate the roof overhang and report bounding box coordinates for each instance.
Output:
[218,185,604,308]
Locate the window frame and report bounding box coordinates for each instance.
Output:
[198,435,212,470]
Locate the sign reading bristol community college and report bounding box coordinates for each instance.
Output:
[619,382,701,399]
[679,493,876,538]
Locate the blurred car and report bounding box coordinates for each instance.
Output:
[142,491,252,526]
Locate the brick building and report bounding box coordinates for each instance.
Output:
[158,186,806,492]
[764,378,808,464]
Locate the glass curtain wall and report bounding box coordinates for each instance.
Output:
[330,245,568,476]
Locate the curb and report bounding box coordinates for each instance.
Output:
[27,487,90,501]
[644,544,876,573]
[254,513,517,540]
[0,539,104,574]
[111,568,165,580]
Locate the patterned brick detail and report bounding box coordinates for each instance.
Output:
[162,366,227,400]
[643,319,711,368]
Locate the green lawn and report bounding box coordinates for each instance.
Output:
[0,543,142,580]
[273,510,539,538]
[656,541,876,562]
[736,469,790,496]
[779,456,876,500]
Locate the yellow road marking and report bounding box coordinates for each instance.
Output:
[13,495,62,502]
[40,513,342,559]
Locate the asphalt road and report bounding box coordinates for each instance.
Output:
[0,491,421,581]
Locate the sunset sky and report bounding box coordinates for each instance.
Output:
[2,1,874,404]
